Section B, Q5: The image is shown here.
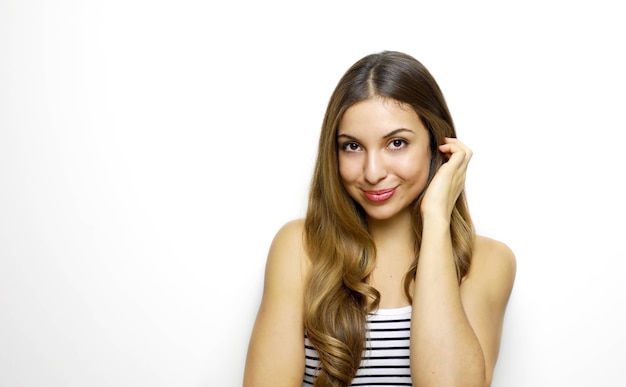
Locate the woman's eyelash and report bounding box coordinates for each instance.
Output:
[339,139,409,151]
[340,142,361,151]
[388,138,408,149]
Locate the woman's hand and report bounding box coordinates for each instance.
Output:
[420,137,472,221]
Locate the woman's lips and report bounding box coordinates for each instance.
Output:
[364,187,396,202]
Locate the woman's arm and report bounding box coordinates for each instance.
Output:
[411,138,516,386]
[460,236,516,385]
[412,225,515,386]
[243,219,308,387]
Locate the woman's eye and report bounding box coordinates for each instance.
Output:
[342,142,361,152]
[389,139,407,150]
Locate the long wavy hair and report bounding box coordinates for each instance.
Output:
[303,51,475,386]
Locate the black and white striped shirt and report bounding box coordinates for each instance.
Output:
[303,305,412,386]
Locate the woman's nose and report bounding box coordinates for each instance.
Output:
[364,151,387,184]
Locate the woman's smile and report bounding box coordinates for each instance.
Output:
[363,187,397,202]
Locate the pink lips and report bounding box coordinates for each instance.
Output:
[364,187,396,203]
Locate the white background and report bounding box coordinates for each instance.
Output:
[1,1,625,386]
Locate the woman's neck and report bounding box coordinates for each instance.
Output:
[367,210,416,308]
[368,210,415,262]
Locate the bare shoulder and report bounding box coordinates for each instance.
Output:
[463,235,517,299]
[472,235,516,266]
[269,218,307,259]
[272,218,306,245]
[265,218,309,281]
[244,218,309,385]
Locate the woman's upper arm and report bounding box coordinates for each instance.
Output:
[243,219,308,387]
[460,236,517,386]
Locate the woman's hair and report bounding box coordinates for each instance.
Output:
[303,51,475,386]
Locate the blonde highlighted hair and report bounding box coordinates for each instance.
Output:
[303,51,474,386]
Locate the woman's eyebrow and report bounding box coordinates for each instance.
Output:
[337,128,415,140]
[337,133,358,140]
[383,128,414,139]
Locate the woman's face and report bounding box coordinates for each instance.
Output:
[337,97,432,222]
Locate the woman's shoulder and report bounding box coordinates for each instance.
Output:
[464,234,517,291]
[265,218,309,278]
[472,235,516,264]
[271,218,306,251]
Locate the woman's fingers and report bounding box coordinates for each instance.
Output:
[438,138,472,173]
[421,138,473,218]
[439,138,473,162]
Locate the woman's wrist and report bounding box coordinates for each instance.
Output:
[420,210,452,230]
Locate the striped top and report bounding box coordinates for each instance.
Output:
[303,305,412,386]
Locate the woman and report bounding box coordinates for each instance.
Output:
[243,50,516,387]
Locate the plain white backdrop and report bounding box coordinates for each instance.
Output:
[1,1,625,386]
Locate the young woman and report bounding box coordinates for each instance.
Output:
[243,50,516,387]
